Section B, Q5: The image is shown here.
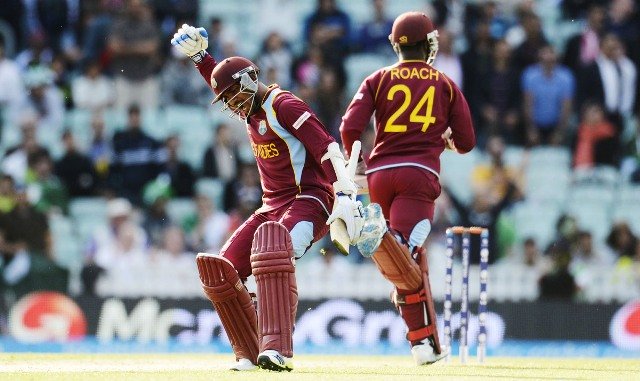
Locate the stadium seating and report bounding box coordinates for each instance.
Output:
[195,178,224,207]
[69,197,110,243]
[166,197,197,225]
[50,214,83,269]
[511,201,561,248]
[567,201,612,242]
[441,149,482,203]
[525,165,571,205]
[527,146,572,169]
[344,53,394,99]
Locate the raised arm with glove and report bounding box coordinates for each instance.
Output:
[170,24,209,63]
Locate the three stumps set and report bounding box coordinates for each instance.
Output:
[444,226,489,364]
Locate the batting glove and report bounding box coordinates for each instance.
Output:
[171,24,209,63]
[326,195,365,244]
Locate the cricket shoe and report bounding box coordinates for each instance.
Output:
[257,350,293,372]
[356,203,387,257]
[229,358,258,371]
[411,340,449,366]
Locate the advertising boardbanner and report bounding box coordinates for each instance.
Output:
[2,292,639,357]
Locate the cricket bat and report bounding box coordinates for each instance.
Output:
[330,141,361,256]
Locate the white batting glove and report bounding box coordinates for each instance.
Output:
[326,195,365,244]
[171,24,209,63]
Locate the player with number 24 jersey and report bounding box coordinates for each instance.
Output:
[341,46,475,179]
[339,11,476,367]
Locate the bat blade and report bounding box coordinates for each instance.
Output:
[330,219,350,256]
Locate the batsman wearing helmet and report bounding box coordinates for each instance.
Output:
[340,12,476,365]
[171,25,363,371]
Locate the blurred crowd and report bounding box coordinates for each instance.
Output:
[0,0,639,302]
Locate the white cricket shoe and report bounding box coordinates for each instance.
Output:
[411,341,449,366]
[229,358,258,371]
[257,350,293,372]
[356,203,387,257]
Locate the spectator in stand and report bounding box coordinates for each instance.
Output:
[477,40,521,143]
[142,177,173,249]
[0,185,51,259]
[202,123,241,182]
[88,113,112,187]
[27,0,79,55]
[21,65,65,133]
[0,185,67,297]
[520,237,551,276]
[292,45,324,92]
[72,60,115,111]
[256,32,294,89]
[51,54,73,108]
[605,221,638,260]
[512,12,548,75]
[81,198,147,294]
[55,131,98,197]
[432,29,463,88]
[0,1,25,53]
[522,44,575,146]
[355,0,394,57]
[429,0,468,39]
[2,115,48,185]
[563,5,606,75]
[161,46,212,107]
[569,230,617,296]
[0,35,25,127]
[15,32,53,70]
[80,0,115,65]
[206,17,228,57]
[153,225,193,263]
[303,0,351,68]
[223,163,262,214]
[314,67,344,141]
[546,214,580,254]
[150,225,195,290]
[571,230,615,268]
[25,150,68,215]
[443,178,522,263]
[538,239,577,300]
[561,0,602,20]
[573,102,618,168]
[471,135,526,201]
[108,0,160,110]
[152,0,199,43]
[0,175,16,213]
[109,104,166,205]
[461,20,494,126]
[479,0,512,40]
[577,33,636,134]
[162,135,195,198]
[185,193,230,254]
[621,120,640,182]
[606,0,639,56]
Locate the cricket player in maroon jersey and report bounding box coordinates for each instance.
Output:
[340,12,476,365]
[171,24,364,372]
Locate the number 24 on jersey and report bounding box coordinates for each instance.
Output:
[384,84,436,133]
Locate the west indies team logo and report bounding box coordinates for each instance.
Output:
[610,300,640,350]
[258,121,267,135]
[9,291,87,343]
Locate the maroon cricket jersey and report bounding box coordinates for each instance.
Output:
[340,60,476,177]
[196,54,335,214]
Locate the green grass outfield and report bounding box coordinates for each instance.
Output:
[1,354,639,380]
